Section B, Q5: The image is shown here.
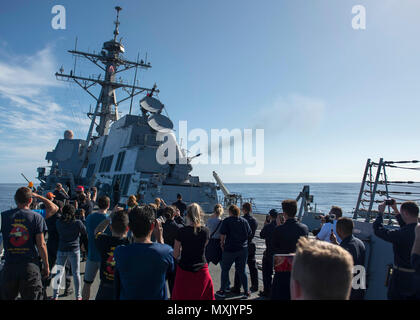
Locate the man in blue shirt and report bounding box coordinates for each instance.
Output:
[0,187,55,300]
[217,204,252,299]
[114,205,174,300]
[232,202,258,293]
[82,196,110,300]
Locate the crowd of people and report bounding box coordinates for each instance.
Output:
[1,183,420,300]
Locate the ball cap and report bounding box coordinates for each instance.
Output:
[46,192,55,200]
[269,209,278,218]
[75,185,84,192]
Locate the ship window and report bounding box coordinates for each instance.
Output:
[86,164,96,178]
[114,151,126,172]
[99,155,114,172]
[112,174,132,196]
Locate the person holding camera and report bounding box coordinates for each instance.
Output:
[316,206,343,243]
[172,203,214,300]
[373,199,420,300]
[114,205,174,300]
[53,183,70,202]
[52,204,87,300]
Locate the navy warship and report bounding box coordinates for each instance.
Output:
[35,7,219,212]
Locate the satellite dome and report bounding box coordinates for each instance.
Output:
[64,130,74,140]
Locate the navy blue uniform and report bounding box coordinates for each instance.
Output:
[271,218,309,300]
[219,216,252,293]
[172,200,187,217]
[411,254,420,275]
[260,220,277,294]
[373,213,419,299]
[53,190,69,202]
[340,235,366,300]
[234,213,258,291]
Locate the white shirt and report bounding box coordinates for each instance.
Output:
[317,220,342,244]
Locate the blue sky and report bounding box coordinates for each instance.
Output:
[0,0,420,183]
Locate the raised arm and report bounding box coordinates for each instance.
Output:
[95,218,111,236]
[33,193,59,219]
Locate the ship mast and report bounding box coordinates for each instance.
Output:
[55,6,158,160]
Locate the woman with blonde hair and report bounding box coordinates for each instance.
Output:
[126,195,138,209]
[172,203,214,300]
[205,204,224,265]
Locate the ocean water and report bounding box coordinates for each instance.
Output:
[224,183,360,216]
[0,183,361,215]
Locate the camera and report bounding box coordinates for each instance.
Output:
[385,199,395,206]
[156,215,166,224]
[324,214,334,224]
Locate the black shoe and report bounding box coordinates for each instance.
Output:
[64,288,73,296]
[215,290,226,298]
[242,291,251,299]
[259,290,269,297]
[250,286,258,292]
[230,287,241,295]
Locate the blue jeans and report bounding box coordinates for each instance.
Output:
[220,247,248,292]
[52,250,81,299]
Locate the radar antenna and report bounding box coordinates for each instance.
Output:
[54,6,158,165]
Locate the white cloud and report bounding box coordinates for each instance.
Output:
[0,46,89,182]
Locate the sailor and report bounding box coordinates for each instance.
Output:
[53,183,70,202]
[271,200,309,300]
[112,179,121,207]
[259,209,279,297]
[0,187,58,300]
[373,199,420,300]
[172,194,187,217]
[232,202,259,293]
[316,206,343,244]
[411,225,420,275]
[330,217,366,300]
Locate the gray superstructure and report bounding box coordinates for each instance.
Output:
[36,7,218,212]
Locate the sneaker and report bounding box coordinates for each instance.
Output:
[242,291,251,299]
[215,290,226,298]
[64,288,73,296]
